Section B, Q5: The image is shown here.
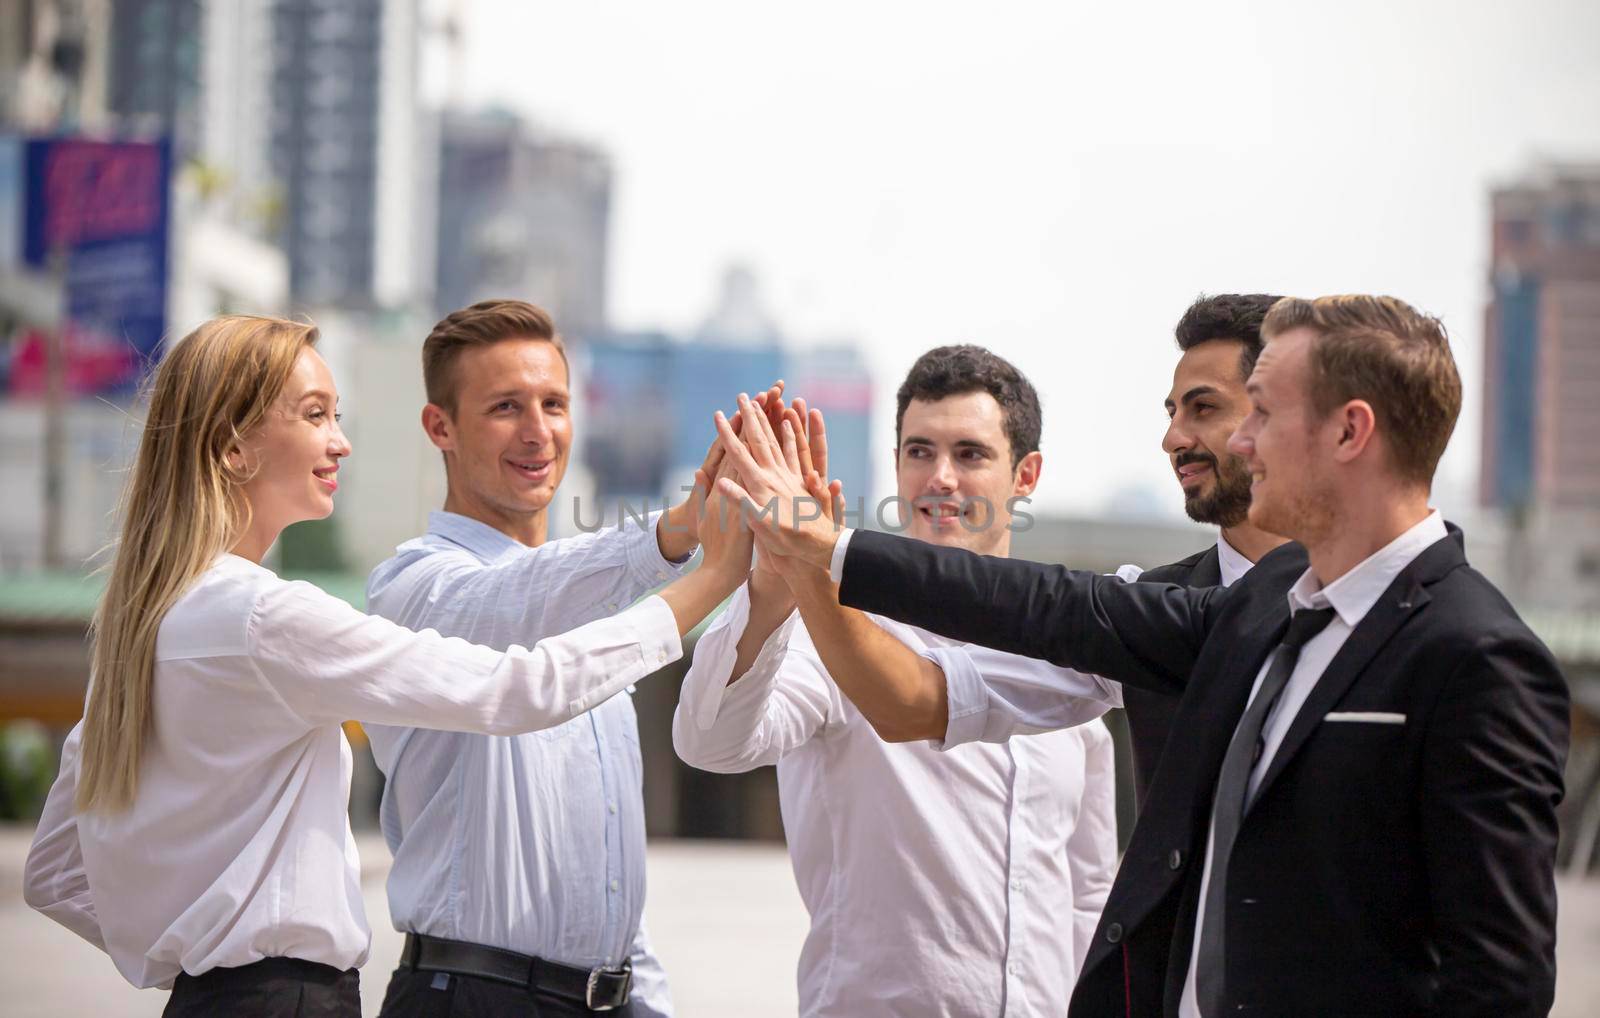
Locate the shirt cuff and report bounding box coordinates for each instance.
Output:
[827,528,856,584]
[626,595,684,677]
[918,644,990,752]
[629,510,694,586]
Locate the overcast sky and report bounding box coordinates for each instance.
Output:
[451,0,1600,517]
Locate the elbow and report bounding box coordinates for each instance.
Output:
[22,853,57,912]
[670,716,757,775]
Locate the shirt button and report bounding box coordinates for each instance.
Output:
[1105,922,1124,944]
[609,879,620,892]
[1010,879,1023,891]
[608,802,618,815]
[1169,849,1183,870]
[1006,963,1017,976]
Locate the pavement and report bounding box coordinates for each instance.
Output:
[3,825,1598,1016]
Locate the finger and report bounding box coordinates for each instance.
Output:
[809,408,829,479]
[829,479,846,525]
[702,440,725,483]
[715,409,764,481]
[737,393,778,467]
[715,477,766,531]
[691,468,711,519]
[780,418,802,477]
[802,469,831,523]
[764,381,786,429]
[784,407,814,477]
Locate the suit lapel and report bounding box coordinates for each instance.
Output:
[1243,533,1466,814]
[1189,545,1222,588]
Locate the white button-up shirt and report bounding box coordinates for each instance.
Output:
[1177,510,1448,1017]
[364,511,690,1016]
[23,553,680,990]
[672,584,1120,1017]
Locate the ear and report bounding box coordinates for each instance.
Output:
[1012,450,1043,498]
[1331,399,1377,465]
[422,403,456,453]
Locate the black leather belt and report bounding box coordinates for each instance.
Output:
[401,932,633,1011]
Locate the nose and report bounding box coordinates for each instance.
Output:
[1162,416,1192,457]
[329,418,352,458]
[1226,422,1252,459]
[928,454,958,493]
[520,407,553,446]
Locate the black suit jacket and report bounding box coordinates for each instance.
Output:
[1123,544,1221,810]
[837,526,1568,1017]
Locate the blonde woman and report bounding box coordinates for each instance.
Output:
[23,316,750,1017]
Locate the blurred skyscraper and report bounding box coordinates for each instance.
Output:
[1481,164,1600,511]
[434,108,610,337]
[581,268,873,516]
[1480,162,1600,609]
[108,0,202,157]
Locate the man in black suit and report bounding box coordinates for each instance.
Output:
[1126,294,1291,808]
[712,294,1569,1017]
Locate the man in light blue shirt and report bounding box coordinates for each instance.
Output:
[366,300,731,1017]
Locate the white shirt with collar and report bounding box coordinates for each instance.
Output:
[673,583,1120,1017]
[23,552,680,990]
[1177,509,1449,1017]
[363,510,690,1016]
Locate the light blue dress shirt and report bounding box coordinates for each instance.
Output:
[365,510,690,1016]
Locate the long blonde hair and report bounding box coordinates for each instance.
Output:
[76,315,319,812]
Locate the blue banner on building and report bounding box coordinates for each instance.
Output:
[10,136,171,396]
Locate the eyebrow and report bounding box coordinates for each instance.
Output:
[484,386,570,403]
[1164,384,1221,411]
[297,389,335,404]
[902,435,997,454]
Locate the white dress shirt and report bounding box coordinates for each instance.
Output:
[673,583,1120,1017]
[364,511,690,1016]
[1177,510,1447,1017]
[23,552,681,990]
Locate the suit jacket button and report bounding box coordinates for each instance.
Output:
[1168,850,1183,870]
[1105,922,1124,943]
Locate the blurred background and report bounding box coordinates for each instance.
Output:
[1,0,1598,1014]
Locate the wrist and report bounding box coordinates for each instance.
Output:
[657,504,699,560]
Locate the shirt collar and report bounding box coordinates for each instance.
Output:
[427,510,527,563]
[1286,509,1447,626]
[1215,532,1254,587]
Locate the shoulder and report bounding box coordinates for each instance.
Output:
[367,538,484,608]
[1139,546,1213,584]
[156,556,278,660]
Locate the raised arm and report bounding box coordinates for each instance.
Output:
[838,529,1216,693]
[23,723,106,951]
[711,392,1220,692]
[261,473,752,733]
[1419,629,1567,1016]
[671,583,833,773]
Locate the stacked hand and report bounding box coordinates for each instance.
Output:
[714,393,846,577]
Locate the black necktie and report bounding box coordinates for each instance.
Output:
[1194,606,1337,1016]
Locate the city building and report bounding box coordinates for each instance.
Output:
[1480,163,1600,610]
[107,0,202,157]
[434,108,610,337]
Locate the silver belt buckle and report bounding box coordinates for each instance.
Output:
[586,965,631,1011]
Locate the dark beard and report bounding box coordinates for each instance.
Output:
[1182,454,1253,528]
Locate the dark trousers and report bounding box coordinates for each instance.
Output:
[164,957,360,1018]
[379,965,637,1018]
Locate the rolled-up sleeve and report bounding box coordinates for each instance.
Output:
[672,584,829,773]
[921,642,1122,750]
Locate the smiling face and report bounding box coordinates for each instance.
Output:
[1228,326,1340,543]
[235,347,351,537]
[1163,339,1255,527]
[895,391,1040,555]
[425,338,572,541]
